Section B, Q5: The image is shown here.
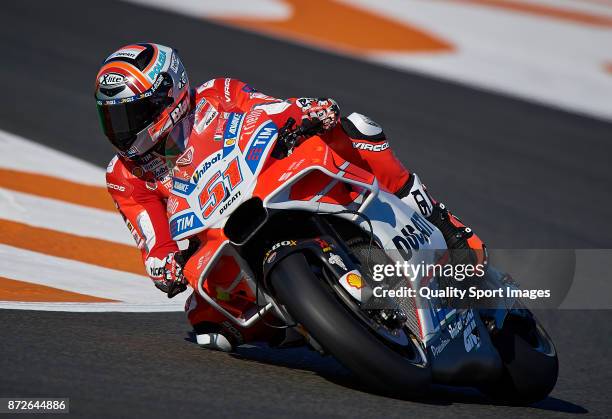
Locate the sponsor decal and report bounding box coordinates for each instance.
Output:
[224,113,243,140]
[448,316,463,339]
[195,107,219,134]
[270,240,297,251]
[224,78,231,102]
[241,84,256,93]
[107,45,145,61]
[218,190,241,215]
[176,146,194,166]
[392,213,435,261]
[241,109,263,137]
[145,181,157,191]
[99,73,125,86]
[196,79,215,93]
[266,252,277,264]
[147,50,167,81]
[328,253,347,271]
[172,177,195,195]
[352,141,389,152]
[463,310,481,353]
[195,97,207,113]
[432,338,450,357]
[106,182,125,192]
[170,212,203,237]
[265,240,296,264]
[192,153,222,184]
[149,266,165,278]
[347,273,364,289]
[177,71,187,89]
[170,99,188,123]
[245,121,277,173]
[170,52,179,73]
[131,166,144,178]
[314,238,332,252]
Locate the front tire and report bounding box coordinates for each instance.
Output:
[270,253,431,394]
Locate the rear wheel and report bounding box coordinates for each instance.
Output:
[481,312,558,404]
[270,253,431,394]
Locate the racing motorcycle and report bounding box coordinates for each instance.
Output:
[165,109,558,403]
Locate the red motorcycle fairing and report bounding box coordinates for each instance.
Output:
[169,110,379,328]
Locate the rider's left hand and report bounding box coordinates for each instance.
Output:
[152,252,188,298]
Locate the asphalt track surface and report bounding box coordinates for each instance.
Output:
[1,1,611,417]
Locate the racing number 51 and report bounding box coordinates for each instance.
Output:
[200,157,243,219]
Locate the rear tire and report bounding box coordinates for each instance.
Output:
[482,313,558,404]
[270,253,431,394]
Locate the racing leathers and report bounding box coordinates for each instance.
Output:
[106,78,485,348]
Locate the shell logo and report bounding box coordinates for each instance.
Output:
[347,273,363,289]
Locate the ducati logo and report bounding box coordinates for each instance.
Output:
[176,146,194,166]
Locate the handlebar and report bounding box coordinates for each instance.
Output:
[272,117,323,159]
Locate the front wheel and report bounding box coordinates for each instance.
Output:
[269,253,431,394]
[481,312,559,404]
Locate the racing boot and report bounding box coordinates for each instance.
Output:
[395,173,487,267]
[193,322,234,352]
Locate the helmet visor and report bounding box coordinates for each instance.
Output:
[96,74,173,153]
[97,98,164,152]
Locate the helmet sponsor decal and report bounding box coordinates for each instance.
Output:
[170,52,179,73]
[170,99,188,124]
[147,50,167,81]
[107,45,146,61]
[99,73,126,87]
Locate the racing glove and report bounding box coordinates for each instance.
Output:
[150,252,188,298]
[296,97,340,132]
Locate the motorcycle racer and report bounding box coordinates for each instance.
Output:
[96,43,485,350]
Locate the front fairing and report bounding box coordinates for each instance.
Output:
[166,111,278,240]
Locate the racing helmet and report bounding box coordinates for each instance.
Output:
[95,43,190,159]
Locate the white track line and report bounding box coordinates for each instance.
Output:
[0,244,187,311]
[0,129,105,185]
[0,187,133,245]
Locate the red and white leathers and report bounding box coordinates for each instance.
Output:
[106,77,484,347]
